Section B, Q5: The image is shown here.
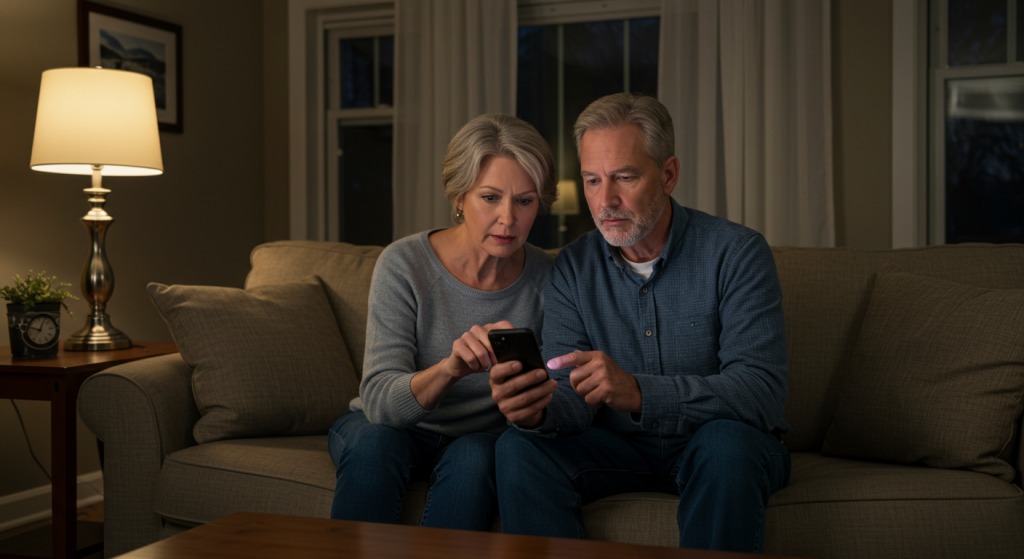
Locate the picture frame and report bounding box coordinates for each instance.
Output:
[78,0,183,133]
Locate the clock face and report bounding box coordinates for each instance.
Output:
[24,314,58,348]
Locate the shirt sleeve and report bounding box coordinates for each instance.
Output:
[520,253,598,436]
[358,247,433,428]
[633,233,789,436]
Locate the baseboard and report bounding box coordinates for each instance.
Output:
[0,471,103,534]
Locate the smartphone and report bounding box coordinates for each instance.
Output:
[488,328,549,379]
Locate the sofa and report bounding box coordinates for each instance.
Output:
[78,240,1024,558]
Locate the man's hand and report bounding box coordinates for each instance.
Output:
[489,361,557,428]
[547,351,642,413]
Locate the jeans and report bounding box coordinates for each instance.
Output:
[327,410,498,531]
[495,419,790,553]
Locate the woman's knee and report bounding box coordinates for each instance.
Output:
[331,413,411,468]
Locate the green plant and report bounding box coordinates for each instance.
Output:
[1,271,78,317]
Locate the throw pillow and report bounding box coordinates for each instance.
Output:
[822,272,1024,481]
[148,277,359,444]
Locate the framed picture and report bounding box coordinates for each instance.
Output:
[78,1,183,133]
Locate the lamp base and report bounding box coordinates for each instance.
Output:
[64,313,132,351]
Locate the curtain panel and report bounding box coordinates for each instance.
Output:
[392,0,517,240]
[659,0,835,247]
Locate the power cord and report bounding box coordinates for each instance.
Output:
[9,399,104,497]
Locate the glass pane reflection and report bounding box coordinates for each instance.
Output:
[947,0,1007,66]
[945,76,1024,243]
[339,124,393,246]
[341,38,374,108]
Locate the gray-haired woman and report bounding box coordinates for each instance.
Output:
[327,113,559,530]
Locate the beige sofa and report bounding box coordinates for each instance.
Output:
[79,240,1024,558]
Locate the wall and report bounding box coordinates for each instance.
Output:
[0,0,265,502]
[832,0,894,249]
[264,0,290,243]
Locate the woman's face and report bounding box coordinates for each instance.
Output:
[458,156,540,259]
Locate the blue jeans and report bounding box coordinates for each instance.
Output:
[327,410,498,530]
[495,419,790,553]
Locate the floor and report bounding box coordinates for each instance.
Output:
[0,502,104,543]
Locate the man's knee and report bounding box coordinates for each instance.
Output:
[677,420,777,483]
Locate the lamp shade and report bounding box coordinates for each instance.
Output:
[551,179,580,216]
[30,67,163,176]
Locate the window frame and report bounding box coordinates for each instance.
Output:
[924,0,1024,245]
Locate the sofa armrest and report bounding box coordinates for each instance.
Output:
[78,353,199,557]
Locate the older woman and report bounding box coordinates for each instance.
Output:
[327,113,558,530]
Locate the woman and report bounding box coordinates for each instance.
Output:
[327,113,558,530]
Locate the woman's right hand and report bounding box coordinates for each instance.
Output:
[444,320,514,380]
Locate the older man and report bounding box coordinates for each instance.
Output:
[488,93,790,553]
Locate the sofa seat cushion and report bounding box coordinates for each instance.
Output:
[580,452,1024,550]
[155,436,432,528]
[766,453,1024,559]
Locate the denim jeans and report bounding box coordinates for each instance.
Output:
[495,419,790,553]
[327,410,498,530]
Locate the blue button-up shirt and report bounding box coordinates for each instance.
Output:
[537,199,788,438]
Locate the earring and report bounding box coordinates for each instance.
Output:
[456,208,463,220]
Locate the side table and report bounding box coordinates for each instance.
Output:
[0,341,178,559]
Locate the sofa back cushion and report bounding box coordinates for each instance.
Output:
[246,241,384,385]
[774,244,1024,452]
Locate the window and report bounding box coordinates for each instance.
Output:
[930,0,1024,244]
[517,15,660,248]
[326,30,394,246]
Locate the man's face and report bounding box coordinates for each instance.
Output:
[579,124,670,248]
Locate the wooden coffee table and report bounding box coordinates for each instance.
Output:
[113,512,802,559]
[0,342,178,559]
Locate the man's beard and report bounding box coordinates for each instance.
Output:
[594,194,666,248]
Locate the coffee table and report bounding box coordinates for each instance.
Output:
[112,512,802,559]
[0,342,178,559]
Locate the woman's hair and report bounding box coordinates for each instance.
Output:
[573,92,675,169]
[442,114,557,224]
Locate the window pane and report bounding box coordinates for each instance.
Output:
[341,38,374,108]
[945,76,1024,243]
[517,26,559,144]
[339,124,393,245]
[629,17,659,96]
[947,0,1007,66]
[379,36,394,106]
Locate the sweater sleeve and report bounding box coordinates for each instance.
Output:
[358,246,434,428]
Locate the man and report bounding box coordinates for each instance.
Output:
[488,93,790,553]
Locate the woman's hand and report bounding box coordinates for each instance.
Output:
[410,320,514,410]
[444,320,513,379]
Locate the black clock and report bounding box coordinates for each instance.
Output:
[9,307,61,358]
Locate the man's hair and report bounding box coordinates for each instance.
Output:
[573,93,675,168]
[442,113,557,224]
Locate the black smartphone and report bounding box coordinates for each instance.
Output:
[488,328,548,379]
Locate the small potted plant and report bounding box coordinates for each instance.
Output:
[2,271,77,358]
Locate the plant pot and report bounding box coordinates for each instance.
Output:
[7,302,61,358]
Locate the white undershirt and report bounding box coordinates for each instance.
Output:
[613,248,656,280]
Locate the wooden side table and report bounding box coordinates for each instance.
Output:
[0,341,178,559]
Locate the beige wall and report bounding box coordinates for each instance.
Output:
[832,0,894,249]
[0,0,265,499]
[263,0,290,243]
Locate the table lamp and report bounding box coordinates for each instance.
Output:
[29,67,163,351]
[551,179,580,247]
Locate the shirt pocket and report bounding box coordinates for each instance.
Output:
[667,309,721,375]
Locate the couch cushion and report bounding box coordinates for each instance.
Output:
[764,453,1024,559]
[148,278,358,444]
[246,241,384,376]
[771,244,1024,452]
[155,436,427,527]
[821,273,1024,481]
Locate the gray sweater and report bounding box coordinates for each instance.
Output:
[350,230,552,437]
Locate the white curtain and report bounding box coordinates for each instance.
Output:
[392,0,517,240]
[659,0,834,247]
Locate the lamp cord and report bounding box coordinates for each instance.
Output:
[9,399,104,497]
